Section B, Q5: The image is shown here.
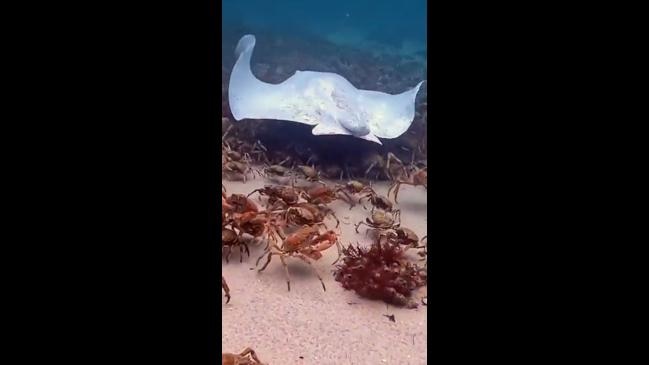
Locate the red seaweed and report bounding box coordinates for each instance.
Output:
[334,240,427,308]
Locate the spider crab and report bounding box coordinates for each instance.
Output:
[256,224,342,291]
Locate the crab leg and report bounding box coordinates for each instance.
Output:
[332,240,343,266]
[223,246,232,263]
[386,152,407,180]
[256,250,270,268]
[393,181,419,203]
[336,190,354,209]
[364,161,378,178]
[256,242,283,270]
[358,194,370,210]
[296,254,326,292]
[393,210,402,226]
[277,156,290,166]
[222,125,233,141]
[222,276,231,304]
[278,255,291,291]
[238,348,262,363]
[354,221,373,234]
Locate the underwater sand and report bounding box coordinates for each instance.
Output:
[222,177,427,365]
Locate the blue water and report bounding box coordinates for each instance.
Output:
[222,0,426,53]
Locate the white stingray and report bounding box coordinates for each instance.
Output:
[228,34,425,145]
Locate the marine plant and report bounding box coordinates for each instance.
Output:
[334,239,426,308]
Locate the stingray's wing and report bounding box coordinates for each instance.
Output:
[228,36,304,124]
[359,80,425,139]
[229,35,320,126]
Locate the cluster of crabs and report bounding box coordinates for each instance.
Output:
[221,179,349,295]
[221,168,427,297]
[221,120,427,195]
[220,167,427,363]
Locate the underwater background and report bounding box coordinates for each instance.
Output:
[221,3,429,363]
[221,0,427,181]
[222,0,426,58]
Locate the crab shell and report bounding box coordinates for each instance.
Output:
[286,206,316,224]
[396,227,419,245]
[222,228,238,245]
[370,210,394,226]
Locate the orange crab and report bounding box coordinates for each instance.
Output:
[222,347,265,365]
[222,276,231,304]
[388,167,427,203]
[256,225,342,291]
[301,184,354,208]
[283,202,340,228]
[226,194,259,214]
[248,185,301,209]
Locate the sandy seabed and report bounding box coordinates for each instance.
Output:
[222,176,427,365]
